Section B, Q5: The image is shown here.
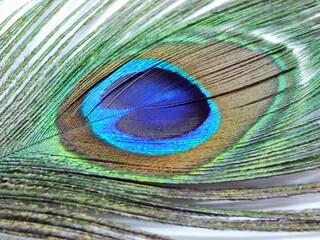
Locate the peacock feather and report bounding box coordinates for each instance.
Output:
[0,0,320,239]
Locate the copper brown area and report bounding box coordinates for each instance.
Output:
[56,40,281,177]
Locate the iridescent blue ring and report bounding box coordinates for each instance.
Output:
[82,59,220,155]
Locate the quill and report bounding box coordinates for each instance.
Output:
[0,0,320,239]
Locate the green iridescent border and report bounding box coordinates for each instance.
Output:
[55,28,301,183]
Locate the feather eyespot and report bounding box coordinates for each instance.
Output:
[57,33,286,179]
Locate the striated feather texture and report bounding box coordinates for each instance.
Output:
[0,0,320,239]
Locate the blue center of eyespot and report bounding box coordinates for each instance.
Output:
[82,59,221,155]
